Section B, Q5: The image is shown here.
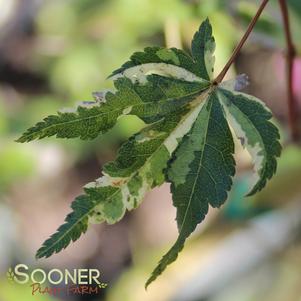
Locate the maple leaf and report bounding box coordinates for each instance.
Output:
[17,18,281,287]
[17,76,208,142]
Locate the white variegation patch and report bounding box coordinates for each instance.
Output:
[85,173,125,189]
[125,179,149,211]
[164,91,210,153]
[122,106,133,115]
[111,63,209,84]
[204,40,216,79]
[88,211,104,224]
[86,173,127,224]
[87,172,149,224]
[136,130,165,143]
[218,91,265,191]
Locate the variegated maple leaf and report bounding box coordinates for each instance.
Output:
[17,18,281,287]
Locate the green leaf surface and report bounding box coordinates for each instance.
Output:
[218,88,281,195]
[17,76,208,142]
[191,18,216,80]
[35,95,209,258]
[146,91,235,287]
[36,194,98,258]
[18,18,281,287]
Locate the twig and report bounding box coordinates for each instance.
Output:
[278,0,299,142]
[214,0,269,84]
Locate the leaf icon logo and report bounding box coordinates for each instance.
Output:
[6,268,15,282]
[98,283,108,289]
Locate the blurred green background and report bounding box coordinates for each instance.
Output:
[1,0,301,300]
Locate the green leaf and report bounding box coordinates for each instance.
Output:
[110,46,207,81]
[146,91,235,287]
[36,91,211,258]
[36,194,98,258]
[110,19,215,82]
[218,88,281,195]
[191,18,216,80]
[18,18,281,287]
[17,75,208,142]
[17,76,208,142]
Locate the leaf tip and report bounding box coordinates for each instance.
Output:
[35,244,52,260]
[145,275,155,290]
[15,136,26,143]
[35,250,43,260]
[202,16,212,28]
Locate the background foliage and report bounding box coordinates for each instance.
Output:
[0,0,301,300]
